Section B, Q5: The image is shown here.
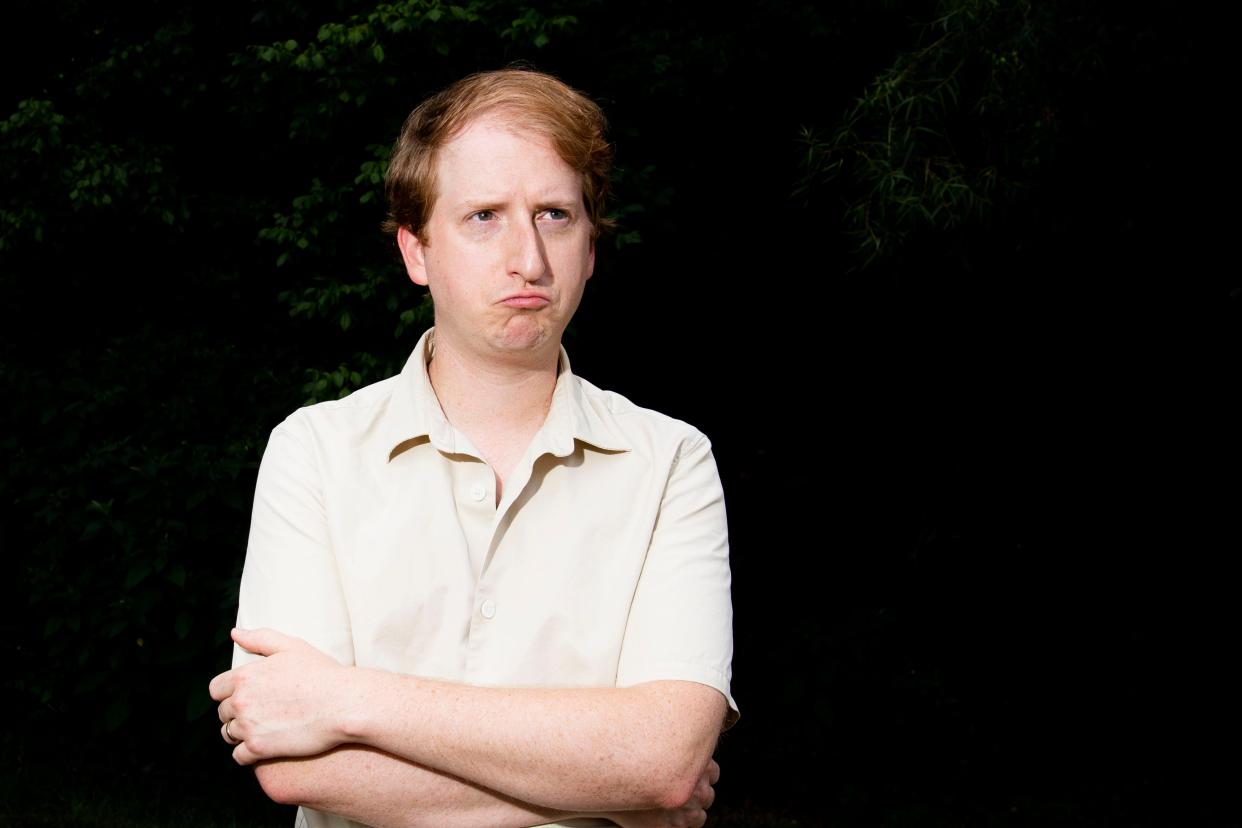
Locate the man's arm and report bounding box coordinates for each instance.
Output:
[255,746,570,828]
[213,627,726,812]
[252,745,720,828]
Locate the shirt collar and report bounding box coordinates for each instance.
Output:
[384,327,630,462]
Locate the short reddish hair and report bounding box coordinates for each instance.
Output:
[383,69,614,243]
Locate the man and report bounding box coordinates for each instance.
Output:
[209,69,738,828]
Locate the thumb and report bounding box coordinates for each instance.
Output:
[231,627,296,657]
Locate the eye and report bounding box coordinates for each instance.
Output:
[541,208,569,221]
[469,210,497,222]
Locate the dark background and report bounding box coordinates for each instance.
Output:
[2,1,1235,825]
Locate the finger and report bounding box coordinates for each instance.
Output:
[217,698,235,724]
[233,740,258,766]
[706,758,720,785]
[231,626,295,657]
[208,670,235,702]
[221,720,239,746]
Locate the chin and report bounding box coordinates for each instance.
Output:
[495,319,555,352]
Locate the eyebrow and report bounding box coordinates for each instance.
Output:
[454,193,583,209]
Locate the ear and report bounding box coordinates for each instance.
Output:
[585,238,595,281]
[397,225,430,286]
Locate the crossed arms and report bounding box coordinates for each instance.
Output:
[209,627,726,827]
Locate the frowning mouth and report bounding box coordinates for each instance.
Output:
[499,293,551,308]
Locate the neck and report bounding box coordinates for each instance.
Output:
[426,329,560,439]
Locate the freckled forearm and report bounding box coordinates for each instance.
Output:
[340,670,726,812]
[257,746,580,828]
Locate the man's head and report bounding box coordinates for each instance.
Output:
[383,68,613,245]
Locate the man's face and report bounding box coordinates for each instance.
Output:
[398,112,595,365]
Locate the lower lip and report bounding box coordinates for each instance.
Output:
[501,297,550,308]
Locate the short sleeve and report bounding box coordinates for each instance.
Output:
[233,412,355,670]
[616,432,738,727]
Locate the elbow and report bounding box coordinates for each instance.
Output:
[592,752,700,811]
[255,761,311,807]
[639,749,711,810]
[651,772,700,811]
[625,683,726,810]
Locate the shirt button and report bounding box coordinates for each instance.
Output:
[480,599,496,619]
[469,483,487,502]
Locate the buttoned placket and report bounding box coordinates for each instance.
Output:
[459,423,580,679]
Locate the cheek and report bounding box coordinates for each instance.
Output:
[551,237,593,273]
[425,248,467,290]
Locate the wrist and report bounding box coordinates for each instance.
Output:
[337,666,379,744]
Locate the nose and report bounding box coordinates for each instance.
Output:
[506,215,549,284]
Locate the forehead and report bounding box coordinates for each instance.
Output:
[432,113,583,202]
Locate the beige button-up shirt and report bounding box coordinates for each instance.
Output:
[234,327,736,828]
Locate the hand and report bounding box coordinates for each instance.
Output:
[606,759,719,828]
[208,627,350,765]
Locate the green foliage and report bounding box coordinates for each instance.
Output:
[0,100,182,250]
[798,0,1074,265]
